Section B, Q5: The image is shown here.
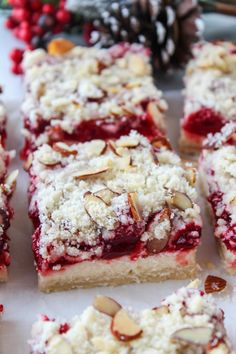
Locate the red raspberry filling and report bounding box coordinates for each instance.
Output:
[32,218,201,274]
[208,191,236,250]
[182,108,225,139]
[21,102,164,159]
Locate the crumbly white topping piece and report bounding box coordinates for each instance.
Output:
[203,122,236,149]
[200,143,236,229]
[22,45,167,134]
[184,41,236,120]
[29,286,230,354]
[29,132,201,262]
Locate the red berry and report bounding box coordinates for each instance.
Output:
[18,28,32,43]
[42,4,54,15]
[9,48,24,63]
[11,62,23,75]
[32,25,44,36]
[12,8,30,22]
[32,12,41,24]
[5,16,16,30]
[9,0,27,6]
[0,304,4,313]
[30,0,42,11]
[56,9,71,24]
[20,21,30,30]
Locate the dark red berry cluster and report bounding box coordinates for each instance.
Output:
[5,0,72,74]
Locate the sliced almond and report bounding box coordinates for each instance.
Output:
[74,167,109,180]
[152,306,169,316]
[47,38,75,56]
[93,295,121,317]
[87,140,107,156]
[108,140,122,157]
[147,102,165,131]
[151,136,171,150]
[116,137,139,148]
[39,153,60,167]
[128,192,142,221]
[116,155,132,170]
[170,191,193,211]
[24,154,33,171]
[128,55,146,76]
[185,167,197,186]
[52,142,77,156]
[94,188,116,205]
[4,170,19,192]
[84,192,116,230]
[230,196,236,205]
[111,309,143,342]
[204,275,227,294]
[146,238,168,254]
[171,326,213,346]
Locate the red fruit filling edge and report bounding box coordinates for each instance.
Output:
[182,107,225,141]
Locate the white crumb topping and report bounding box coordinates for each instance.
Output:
[29,132,201,262]
[29,286,230,354]
[200,142,236,231]
[203,122,236,148]
[22,44,166,135]
[184,41,236,121]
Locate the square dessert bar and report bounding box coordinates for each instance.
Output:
[21,40,167,157]
[180,41,236,154]
[29,283,231,353]
[0,99,17,281]
[28,131,201,292]
[199,122,236,274]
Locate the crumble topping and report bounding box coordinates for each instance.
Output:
[22,44,167,134]
[29,131,201,262]
[200,127,236,237]
[29,286,231,354]
[184,41,236,121]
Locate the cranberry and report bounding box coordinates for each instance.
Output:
[5,17,16,30]
[11,62,23,75]
[12,8,30,22]
[9,48,24,63]
[18,28,32,43]
[182,108,225,138]
[30,0,42,11]
[42,4,55,15]
[59,323,70,334]
[56,9,71,24]
[0,304,4,313]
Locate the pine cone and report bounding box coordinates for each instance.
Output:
[91,0,204,68]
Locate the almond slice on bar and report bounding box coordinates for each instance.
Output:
[24,154,33,171]
[128,192,142,221]
[94,188,117,205]
[84,192,116,230]
[151,136,171,150]
[47,38,75,56]
[128,54,146,76]
[116,137,139,148]
[147,102,165,131]
[52,142,77,156]
[170,191,193,211]
[111,309,143,342]
[146,237,169,254]
[171,326,213,346]
[204,275,227,294]
[4,170,19,192]
[38,154,60,167]
[93,296,121,317]
[87,140,107,156]
[108,140,123,157]
[185,167,197,186]
[74,167,109,180]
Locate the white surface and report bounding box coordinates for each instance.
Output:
[0,17,236,354]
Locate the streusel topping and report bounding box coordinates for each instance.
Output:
[29,286,230,354]
[184,41,236,120]
[29,132,200,261]
[22,44,167,133]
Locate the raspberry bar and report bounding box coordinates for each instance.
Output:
[21,40,167,157]
[28,131,201,292]
[199,122,236,274]
[29,283,231,353]
[0,98,18,281]
[180,41,236,154]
